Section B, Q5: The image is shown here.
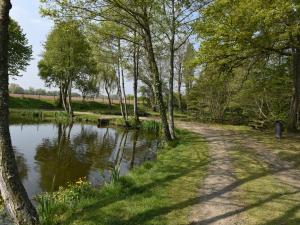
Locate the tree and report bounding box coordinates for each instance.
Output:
[0,0,39,224]
[39,20,94,116]
[8,19,32,76]
[182,42,196,96]
[196,0,300,131]
[157,0,208,138]
[9,83,24,94]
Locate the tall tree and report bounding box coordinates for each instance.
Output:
[39,20,94,116]
[0,0,39,224]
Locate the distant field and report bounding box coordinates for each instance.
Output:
[8,95,153,118]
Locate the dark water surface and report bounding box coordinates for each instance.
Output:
[10,123,159,198]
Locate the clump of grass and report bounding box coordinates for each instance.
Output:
[36,193,58,225]
[140,120,160,132]
[111,165,121,183]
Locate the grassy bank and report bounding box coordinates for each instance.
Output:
[37,130,209,225]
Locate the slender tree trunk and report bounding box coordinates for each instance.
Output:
[133,34,140,123]
[67,80,73,118]
[57,85,63,108]
[0,2,39,224]
[61,83,68,113]
[142,18,172,141]
[178,62,183,113]
[168,38,175,139]
[168,0,176,139]
[150,86,157,112]
[288,44,300,132]
[117,39,128,125]
[105,85,112,109]
[121,69,128,120]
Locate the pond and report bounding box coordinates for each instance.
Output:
[10,123,159,198]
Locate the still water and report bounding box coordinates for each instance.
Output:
[10,123,159,198]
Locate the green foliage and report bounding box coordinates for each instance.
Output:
[191,0,300,127]
[39,20,97,98]
[8,19,32,76]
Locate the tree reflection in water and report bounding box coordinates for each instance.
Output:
[24,123,160,195]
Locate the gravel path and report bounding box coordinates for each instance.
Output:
[176,122,246,225]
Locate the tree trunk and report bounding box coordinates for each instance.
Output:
[178,62,183,113]
[150,86,157,112]
[121,69,128,120]
[287,45,300,132]
[168,37,175,138]
[67,80,73,118]
[0,1,39,224]
[168,0,176,139]
[61,82,68,113]
[105,85,112,109]
[117,39,128,125]
[142,18,172,141]
[57,85,63,108]
[133,37,139,123]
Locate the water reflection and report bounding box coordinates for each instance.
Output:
[10,123,159,198]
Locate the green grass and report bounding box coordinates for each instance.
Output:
[229,144,300,224]
[40,130,209,225]
[10,96,56,109]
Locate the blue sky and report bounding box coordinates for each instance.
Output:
[10,0,53,90]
